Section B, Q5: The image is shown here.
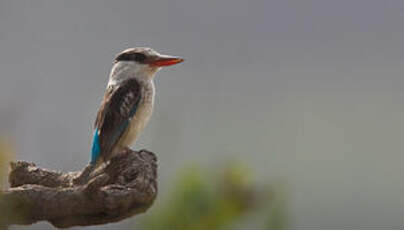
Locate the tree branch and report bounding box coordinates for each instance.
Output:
[0,149,158,228]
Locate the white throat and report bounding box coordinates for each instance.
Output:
[107,61,160,87]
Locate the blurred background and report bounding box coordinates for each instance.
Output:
[1,0,404,229]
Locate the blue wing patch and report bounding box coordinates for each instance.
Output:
[91,128,101,164]
[90,78,141,165]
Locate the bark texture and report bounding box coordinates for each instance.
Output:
[0,149,157,228]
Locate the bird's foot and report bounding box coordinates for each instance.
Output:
[72,164,95,185]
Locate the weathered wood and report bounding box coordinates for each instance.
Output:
[0,149,157,228]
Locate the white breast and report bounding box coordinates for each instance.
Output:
[116,80,155,151]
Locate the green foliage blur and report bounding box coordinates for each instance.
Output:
[139,162,287,230]
[0,138,13,229]
[0,139,12,184]
[0,139,26,230]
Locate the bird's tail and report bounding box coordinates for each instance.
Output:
[91,128,102,165]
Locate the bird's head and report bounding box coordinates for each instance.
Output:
[110,47,183,83]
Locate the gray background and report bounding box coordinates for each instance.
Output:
[1,0,404,229]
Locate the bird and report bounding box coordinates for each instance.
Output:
[90,47,183,167]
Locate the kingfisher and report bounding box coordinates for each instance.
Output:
[91,47,183,167]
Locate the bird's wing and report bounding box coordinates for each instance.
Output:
[91,78,141,164]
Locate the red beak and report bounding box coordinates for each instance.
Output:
[149,55,184,67]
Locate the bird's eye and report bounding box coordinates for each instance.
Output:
[133,53,147,62]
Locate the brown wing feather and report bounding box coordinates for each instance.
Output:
[94,78,141,160]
